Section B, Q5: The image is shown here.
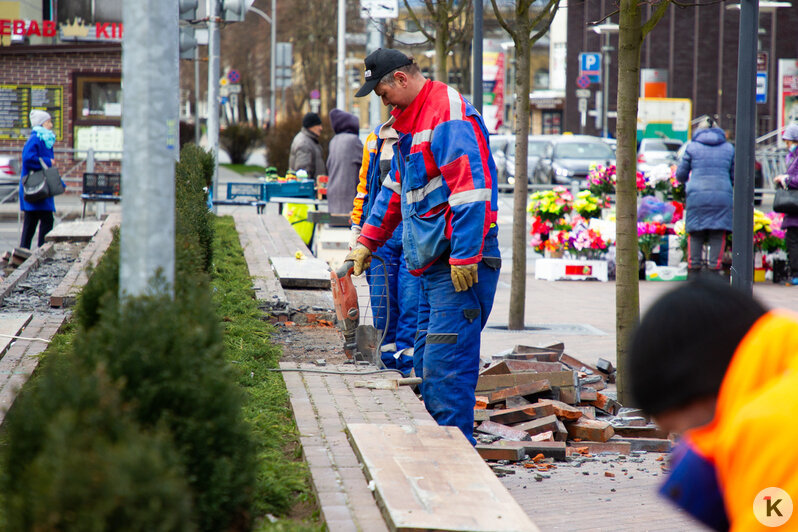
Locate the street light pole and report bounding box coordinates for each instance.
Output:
[601,32,611,138]
[336,0,345,109]
[248,3,276,128]
[592,23,618,138]
[731,0,760,292]
[207,0,220,214]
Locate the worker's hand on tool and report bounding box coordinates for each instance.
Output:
[349,225,362,250]
[346,243,372,276]
[450,263,478,292]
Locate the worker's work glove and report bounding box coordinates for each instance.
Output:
[349,225,362,250]
[346,243,372,276]
[450,263,478,292]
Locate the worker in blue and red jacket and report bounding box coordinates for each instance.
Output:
[350,117,419,377]
[346,48,501,444]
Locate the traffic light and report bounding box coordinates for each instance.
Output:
[179,0,198,21]
[221,0,255,22]
[179,26,197,59]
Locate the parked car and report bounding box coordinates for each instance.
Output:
[489,134,510,185]
[534,135,615,185]
[0,155,19,184]
[637,138,683,174]
[505,136,553,185]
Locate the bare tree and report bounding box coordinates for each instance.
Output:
[490,0,560,331]
[612,0,669,404]
[402,0,473,85]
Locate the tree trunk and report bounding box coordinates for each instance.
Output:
[509,36,531,331]
[615,1,644,405]
[435,29,448,83]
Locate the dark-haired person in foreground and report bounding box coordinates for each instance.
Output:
[628,278,798,530]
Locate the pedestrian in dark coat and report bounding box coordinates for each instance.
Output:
[20,110,61,249]
[773,123,798,284]
[288,112,326,179]
[326,109,362,215]
[675,118,734,276]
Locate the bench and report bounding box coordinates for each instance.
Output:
[82,172,121,218]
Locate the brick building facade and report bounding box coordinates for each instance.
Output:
[0,43,122,188]
[565,2,798,138]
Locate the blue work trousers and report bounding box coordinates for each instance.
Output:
[366,230,419,376]
[413,226,501,445]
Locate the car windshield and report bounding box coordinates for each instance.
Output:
[507,140,549,157]
[553,142,613,159]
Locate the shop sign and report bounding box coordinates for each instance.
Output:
[60,18,124,42]
[0,19,57,38]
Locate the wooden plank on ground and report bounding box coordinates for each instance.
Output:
[0,313,33,364]
[232,212,288,308]
[270,256,331,289]
[346,423,540,532]
[476,371,576,392]
[44,220,102,242]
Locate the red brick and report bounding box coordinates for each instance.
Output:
[536,398,583,421]
[487,379,551,404]
[475,444,525,462]
[475,420,531,441]
[512,414,559,436]
[565,418,615,442]
[488,402,556,425]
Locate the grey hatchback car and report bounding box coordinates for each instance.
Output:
[534,135,616,185]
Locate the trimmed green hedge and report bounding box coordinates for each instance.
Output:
[1,145,257,531]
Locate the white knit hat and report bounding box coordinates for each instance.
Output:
[30,110,52,128]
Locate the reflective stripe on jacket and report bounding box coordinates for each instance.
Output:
[359,80,498,274]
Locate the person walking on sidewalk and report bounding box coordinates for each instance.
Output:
[674,117,734,277]
[20,110,60,249]
[773,123,798,285]
[326,108,362,216]
[288,112,326,179]
[350,116,419,377]
[628,278,798,530]
[346,49,501,444]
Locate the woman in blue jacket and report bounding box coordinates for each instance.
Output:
[675,118,734,277]
[20,110,59,249]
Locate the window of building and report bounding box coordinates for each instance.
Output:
[73,74,122,125]
[542,110,562,135]
[534,68,550,90]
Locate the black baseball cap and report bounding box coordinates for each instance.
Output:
[355,48,413,97]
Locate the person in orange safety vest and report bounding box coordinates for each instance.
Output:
[629,278,798,531]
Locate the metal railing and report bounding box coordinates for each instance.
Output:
[0,147,122,185]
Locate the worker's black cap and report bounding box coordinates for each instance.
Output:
[355,48,413,98]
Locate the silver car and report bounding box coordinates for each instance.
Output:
[536,135,616,184]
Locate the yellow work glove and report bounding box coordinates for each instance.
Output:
[345,243,372,276]
[450,263,478,292]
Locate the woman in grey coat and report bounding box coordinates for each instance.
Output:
[326,109,363,215]
[675,118,735,276]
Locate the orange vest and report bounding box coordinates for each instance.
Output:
[686,310,798,530]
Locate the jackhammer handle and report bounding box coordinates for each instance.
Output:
[336,260,355,278]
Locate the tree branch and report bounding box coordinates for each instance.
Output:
[489,0,517,42]
[402,0,435,42]
[529,0,560,45]
[641,0,670,38]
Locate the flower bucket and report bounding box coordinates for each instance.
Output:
[645,261,687,281]
[535,258,608,282]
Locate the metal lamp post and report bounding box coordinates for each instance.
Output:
[248,1,277,128]
[592,23,619,138]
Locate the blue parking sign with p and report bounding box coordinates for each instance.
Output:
[580,53,601,84]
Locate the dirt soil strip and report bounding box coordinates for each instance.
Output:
[0,313,67,426]
[50,212,120,308]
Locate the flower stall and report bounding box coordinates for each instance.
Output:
[529,164,789,283]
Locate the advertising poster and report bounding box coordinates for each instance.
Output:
[482,51,505,133]
[778,59,798,146]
